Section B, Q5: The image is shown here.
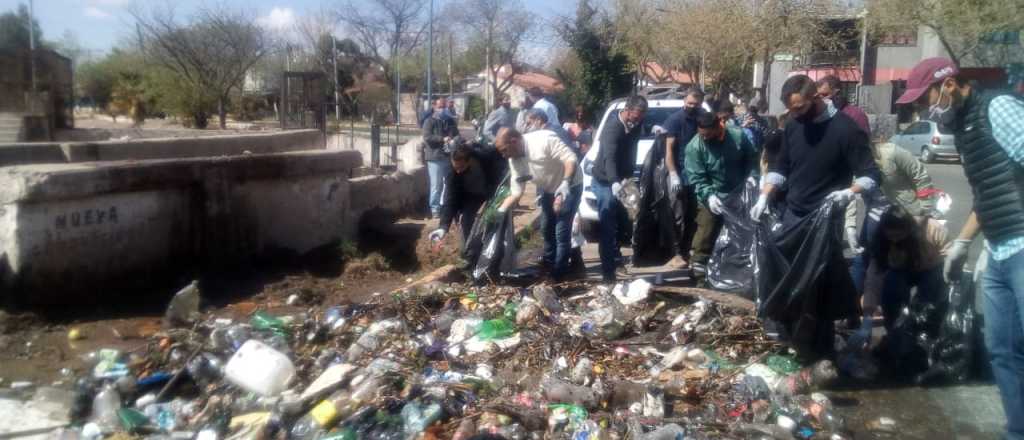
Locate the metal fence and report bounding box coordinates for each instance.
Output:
[326,120,411,170]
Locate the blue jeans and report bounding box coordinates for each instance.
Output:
[592,181,624,279]
[426,160,450,216]
[982,249,1024,440]
[539,185,582,278]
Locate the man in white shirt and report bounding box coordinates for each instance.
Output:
[495,126,581,280]
[528,87,560,128]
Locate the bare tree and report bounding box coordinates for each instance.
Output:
[131,5,270,129]
[448,0,535,109]
[867,0,1024,67]
[336,0,428,118]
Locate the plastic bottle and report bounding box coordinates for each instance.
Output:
[250,311,290,337]
[90,385,121,431]
[640,423,686,440]
[165,280,200,327]
[224,339,296,396]
[290,376,385,440]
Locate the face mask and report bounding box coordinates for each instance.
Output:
[685,106,698,115]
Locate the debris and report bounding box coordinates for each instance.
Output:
[164,280,201,327]
[224,340,295,396]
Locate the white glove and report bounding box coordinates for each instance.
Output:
[497,205,508,214]
[943,239,971,283]
[826,188,856,205]
[746,176,757,188]
[845,227,863,254]
[669,173,682,194]
[652,125,667,136]
[428,228,446,242]
[708,195,724,215]
[611,182,623,198]
[750,194,768,223]
[555,179,571,201]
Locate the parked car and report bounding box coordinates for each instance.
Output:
[578,98,704,241]
[888,120,958,163]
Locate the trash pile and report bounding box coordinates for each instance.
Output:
[27,278,858,440]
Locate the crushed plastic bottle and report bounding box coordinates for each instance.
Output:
[477,318,515,340]
[165,280,201,327]
[250,311,290,337]
[401,402,442,439]
[640,423,686,440]
[346,319,403,361]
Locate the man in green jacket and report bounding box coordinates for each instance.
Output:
[684,112,759,276]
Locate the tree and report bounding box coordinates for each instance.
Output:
[336,0,428,119]
[448,0,535,109]
[131,5,270,129]
[866,0,1024,67]
[556,0,634,117]
[0,4,43,51]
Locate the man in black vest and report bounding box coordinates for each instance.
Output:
[898,58,1024,438]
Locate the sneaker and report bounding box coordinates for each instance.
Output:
[691,262,707,276]
[668,255,689,269]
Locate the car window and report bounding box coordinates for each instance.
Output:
[936,123,954,135]
[605,107,679,140]
[904,122,925,135]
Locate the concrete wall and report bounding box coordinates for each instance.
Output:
[0,150,362,304]
[0,129,324,167]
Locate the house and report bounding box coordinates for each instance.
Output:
[0,48,74,141]
[467,65,564,109]
[759,20,1021,121]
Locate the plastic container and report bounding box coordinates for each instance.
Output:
[90,385,121,431]
[224,339,295,396]
[165,280,200,326]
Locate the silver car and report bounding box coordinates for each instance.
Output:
[888,120,958,163]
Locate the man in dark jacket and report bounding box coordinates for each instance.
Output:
[592,95,647,282]
[750,74,881,359]
[661,88,706,268]
[423,98,460,217]
[429,144,490,248]
[900,58,1024,440]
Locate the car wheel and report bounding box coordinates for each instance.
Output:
[920,146,934,164]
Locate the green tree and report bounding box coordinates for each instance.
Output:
[0,4,43,51]
[556,0,633,118]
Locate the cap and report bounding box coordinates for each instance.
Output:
[896,57,959,105]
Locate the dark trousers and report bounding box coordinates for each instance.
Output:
[674,185,698,259]
[593,180,624,279]
[690,203,723,266]
[456,199,484,250]
[539,185,582,278]
[881,265,944,330]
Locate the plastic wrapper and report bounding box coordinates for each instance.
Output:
[462,177,517,282]
[753,199,858,353]
[632,135,682,266]
[888,278,978,384]
[707,180,760,297]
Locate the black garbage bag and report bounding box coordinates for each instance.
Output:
[754,200,859,353]
[462,176,517,283]
[914,278,977,383]
[632,135,681,266]
[708,179,759,297]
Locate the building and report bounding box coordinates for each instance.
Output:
[760,22,1021,122]
[0,48,74,141]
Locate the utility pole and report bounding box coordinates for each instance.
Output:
[332,35,341,122]
[447,33,454,99]
[395,52,401,126]
[28,0,37,96]
[426,0,434,104]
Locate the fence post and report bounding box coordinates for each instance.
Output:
[370,124,381,168]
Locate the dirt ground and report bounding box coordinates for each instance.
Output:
[0,218,465,387]
[56,113,277,142]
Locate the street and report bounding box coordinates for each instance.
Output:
[574,161,1007,438]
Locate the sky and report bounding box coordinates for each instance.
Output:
[0,0,578,59]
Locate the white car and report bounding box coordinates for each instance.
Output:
[578,98,697,241]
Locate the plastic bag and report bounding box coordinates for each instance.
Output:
[909,279,977,384]
[753,199,858,355]
[632,135,681,266]
[462,176,517,282]
[708,180,760,297]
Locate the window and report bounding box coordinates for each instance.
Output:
[904,122,927,135]
[877,30,918,46]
